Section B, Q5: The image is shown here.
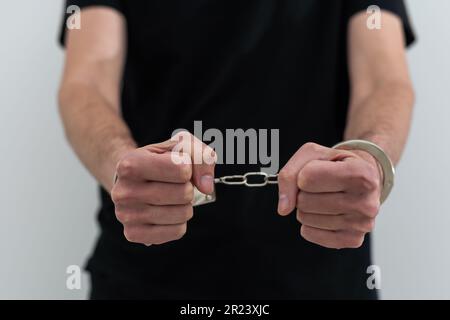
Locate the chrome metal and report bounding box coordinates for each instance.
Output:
[215,172,278,187]
[194,171,278,207]
[333,140,395,204]
[244,172,270,187]
[215,175,246,185]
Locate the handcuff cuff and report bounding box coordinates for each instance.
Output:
[193,140,395,207]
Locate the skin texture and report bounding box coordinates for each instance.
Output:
[112,133,216,246]
[277,11,415,249]
[59,9,414,248]
[59,8,133,193]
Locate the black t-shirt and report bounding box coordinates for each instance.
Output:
[61,0,414,299]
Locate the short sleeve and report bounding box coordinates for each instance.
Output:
[344,0,416,47]
[59,0,124,47]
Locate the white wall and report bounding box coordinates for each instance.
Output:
[0,1,96,299]
[0,0,448,299]
[374,0,450,299]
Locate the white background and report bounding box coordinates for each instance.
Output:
[0,0,449,299]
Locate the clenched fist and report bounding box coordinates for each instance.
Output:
[111,132,216,246]
[278,142,383,249]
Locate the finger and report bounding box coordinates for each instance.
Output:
[297,211,375,233]
[296,191,380,217]
[124,223,187,245]
[278,143,341,216]
[300,225,365,249]
[117,149,192,183]
[298,158,379,194]
[171,131,217,195]
[297,211,344,231]
[297,191,345,215]
[297,190,358,215]
[116,204,193,225]
[113,180,194,205]
[297,160,350,193]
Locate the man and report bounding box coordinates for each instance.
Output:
[59,0,415,299]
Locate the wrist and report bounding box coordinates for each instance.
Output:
[333,139,395,204]
[343,134,392,182]
[351,149,384,183]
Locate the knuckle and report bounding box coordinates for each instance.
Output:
[296,191,304,202]
[183,205,194,221]
[174,224,187,240]
[342,234,364,249]
[349,217,375,233]
[296,210,305,223]
[115,209,133,224]
[301,142,321,153]
[123,228,139,243]
[110,187,120,203]
[349,237,365,249]
[296,195,308,213]
[177,163,192,182]
[111,186,132,204]
[174,130,192,141]
[279,168,297,183]
[203,146,217,165]
[297,166,314,190]
[363,218,376,233]
[342,215,354,229]
[300,225,309,239]
[354,166,379,192]
[117,157,135,179]
[361,197,380,218]
[182,183,194,203]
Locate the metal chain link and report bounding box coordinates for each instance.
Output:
[214,172,278,187]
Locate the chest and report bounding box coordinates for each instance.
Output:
[123,0,341,54]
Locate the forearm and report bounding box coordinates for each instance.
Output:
[344,80,415,165]
[58,83,136,192]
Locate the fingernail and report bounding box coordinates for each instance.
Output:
[201,175,214,193]
[278,194,289,215]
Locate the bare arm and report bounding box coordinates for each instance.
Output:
[345,11,415,165]
[58,8,136,193]
[277,11,415,249]
[58,9,216,246]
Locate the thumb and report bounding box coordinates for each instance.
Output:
[171,131,217,194]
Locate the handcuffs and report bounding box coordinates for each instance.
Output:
[193,140,395,207]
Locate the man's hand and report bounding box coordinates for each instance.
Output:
[278,143,382,249]
[111,132,216,246]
